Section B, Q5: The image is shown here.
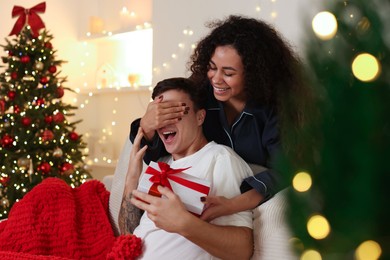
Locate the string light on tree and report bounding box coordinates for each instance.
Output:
[292,171,312,192]
[312,11,338,40]
[355,240,382,260]
[351,53,381,82]
[301,250,322,260]
[306,214,331,240]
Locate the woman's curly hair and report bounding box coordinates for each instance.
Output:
[189,15,319,158]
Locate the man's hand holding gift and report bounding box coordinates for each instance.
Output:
[131,186,189,233]
[135,161,211,216]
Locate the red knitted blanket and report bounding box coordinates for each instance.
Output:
[0,178,142,260]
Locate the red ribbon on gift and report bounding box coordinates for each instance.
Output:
[145,162,210,195]
[9,2,46,37]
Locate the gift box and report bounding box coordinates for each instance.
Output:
[137,161,210,215]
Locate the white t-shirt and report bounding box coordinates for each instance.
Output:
[133,141,253,260]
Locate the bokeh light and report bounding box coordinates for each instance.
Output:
[355,240,382,260]
[301,249,322,260]
[352,53,381,82]
[292,171,312,192]
[312,11,338,40]
[307,215,331,239]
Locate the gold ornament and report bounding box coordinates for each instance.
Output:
[29,159,34,183]
[53,147,63,157]
[35,61,44,71]
[1,197,10,208]
[17,157,30,170]
[23,75,36,81]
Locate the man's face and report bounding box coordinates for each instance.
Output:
[156,89,205,160]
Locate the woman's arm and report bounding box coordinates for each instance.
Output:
[200,189,263,222]
[200,163,269,222]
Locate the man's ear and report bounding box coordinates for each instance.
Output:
[197,109,206,126]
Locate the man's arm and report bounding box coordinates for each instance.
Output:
[119,127,148,234]
[118,175,143,234]
[131,186,253,259]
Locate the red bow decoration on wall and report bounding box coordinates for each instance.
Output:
[9,2,46,37]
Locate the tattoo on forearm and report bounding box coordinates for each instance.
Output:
[118,192,143,234]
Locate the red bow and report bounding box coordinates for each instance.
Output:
[145,162,210,196]
[9,2,46,37]
[145,162,191,191]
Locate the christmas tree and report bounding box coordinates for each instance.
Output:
[285,0,390,259]
[0,3,92,219]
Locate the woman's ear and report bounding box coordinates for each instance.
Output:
[196,109,206,126]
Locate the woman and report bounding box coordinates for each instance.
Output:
[130,15,315,221]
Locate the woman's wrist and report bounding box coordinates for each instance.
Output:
[232,189,264,212]
[140,118,155,141]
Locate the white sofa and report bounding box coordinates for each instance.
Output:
[103,138,297,260]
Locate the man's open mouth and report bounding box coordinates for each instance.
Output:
[162,131,176,141]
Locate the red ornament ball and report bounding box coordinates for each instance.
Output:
[56,87,64,98]
[21,116,32,126]
[0,99,5,113]
[20,55,31,63]
[13,105,20,114]
[8,50,13,56]
[53,112,65,123]
[60,162,74,175]
[42,129,54,141]
[40,76,49,85]
[0,176,10,186]
[36,98,45,106]
[44,42,53,49]
[44,115,53,124]
[49,65,57,73]
[11,72,18,80]
[69,132,79,141]
[38,162,51,174]
[1,134,14,148]
[7,90,16,100]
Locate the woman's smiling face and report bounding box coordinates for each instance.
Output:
[207,45,246,103]
[156,89,206,160]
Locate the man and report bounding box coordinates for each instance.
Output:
[119,77,253,259]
